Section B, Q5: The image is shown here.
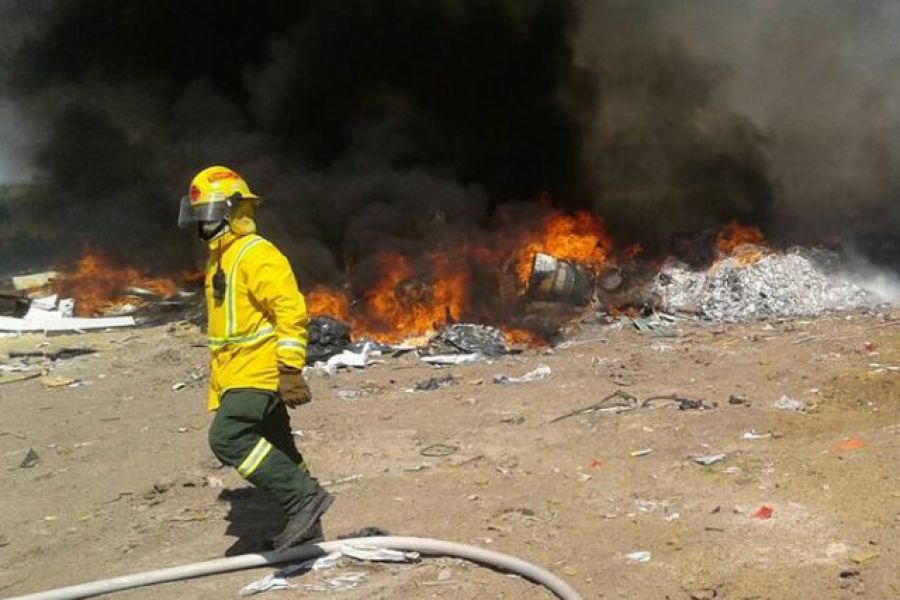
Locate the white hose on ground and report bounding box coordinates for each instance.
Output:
[6,536,584,600]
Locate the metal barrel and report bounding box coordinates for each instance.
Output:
[527,253,592,304]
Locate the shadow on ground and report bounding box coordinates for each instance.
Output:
[218,487,283,556]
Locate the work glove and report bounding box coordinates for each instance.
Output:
[278,365,312,408]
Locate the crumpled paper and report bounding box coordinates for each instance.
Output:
[493,364,552,385]
[306,343,380,377]
[239,545,420,596]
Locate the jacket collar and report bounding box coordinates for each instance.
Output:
[207,229,243,252]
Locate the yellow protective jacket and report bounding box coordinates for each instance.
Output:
[204,231,309,410]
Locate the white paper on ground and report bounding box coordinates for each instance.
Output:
[493,364,552,385]
[420,353,482,365]
[239,545,419,596]
[308,343,380,377]
[0,315,135,332]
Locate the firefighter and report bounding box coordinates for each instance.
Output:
[178,165,333,551]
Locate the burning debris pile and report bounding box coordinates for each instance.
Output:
[655,245,872,322]
[52,249,201,318]
[0,248,201,333]
[3,211,888,341]
[305,209,614,346]
[300,216,889,345]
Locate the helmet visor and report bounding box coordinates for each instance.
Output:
[177,196,230,228]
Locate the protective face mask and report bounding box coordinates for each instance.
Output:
[199,220,229,241]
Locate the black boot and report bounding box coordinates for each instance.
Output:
[273,489,334,551]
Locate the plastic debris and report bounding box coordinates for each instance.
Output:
[310,343,379,377]
[0,294,137,331]
[693,453,727,465]
[20,447,40,469]
[836,438,867,451]
[239,545,419,596]
[741,430,772,440]
[773,395,806,412]
[630,316,676,337]
[869,363,900,373]
[493,364,552,385]
[11,271,58,291]
[0,293,29,318]
[415,374,457,391]
[306,316,352,364]
[321,474,363,487]
[171,382,187,391]
[625,551,652,563]
[752,505,774,519]
[420,353,482,365]
[0,314,135,333]
[41,376,78,389]
[425,324,508,356]
[25,295,73,318]
[630,448,652,458]
[204,476,225,489]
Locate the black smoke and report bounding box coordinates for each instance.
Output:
[4,0,590,282]
[3,0,898,281]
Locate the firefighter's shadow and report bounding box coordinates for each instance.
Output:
[218,487,283,556]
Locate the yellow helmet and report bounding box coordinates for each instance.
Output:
[178,165,259,228]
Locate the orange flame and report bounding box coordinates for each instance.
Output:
[359,252,468,341]
[503,328,546,346]
[305,253,470,343]
[515,211,613,285]
[302,209,612,345]
[306,286,351,322]
[715,220,767,256]
[55,247,190,316]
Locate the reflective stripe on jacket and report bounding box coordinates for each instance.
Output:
[205,231,309,410]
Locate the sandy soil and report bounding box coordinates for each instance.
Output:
[2,310,900,599]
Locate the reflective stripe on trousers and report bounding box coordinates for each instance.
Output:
[237,437,273,478]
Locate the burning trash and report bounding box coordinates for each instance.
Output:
[424,324,510,357]
[526,252,593,304]
[0,247,202,333]
[52,248,200,317]
[301,209,615,345]
[306,316,353,363]
[655,246,872,321]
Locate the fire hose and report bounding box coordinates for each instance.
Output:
[6,536,584,600]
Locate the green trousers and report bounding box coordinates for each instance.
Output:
[209,389,320,516]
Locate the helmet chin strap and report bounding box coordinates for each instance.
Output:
[198,220,230,242]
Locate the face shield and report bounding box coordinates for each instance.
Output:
[177,196,231,228]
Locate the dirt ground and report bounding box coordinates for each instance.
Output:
[2,310,900,599]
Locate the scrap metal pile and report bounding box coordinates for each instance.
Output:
[654,245,873,322]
